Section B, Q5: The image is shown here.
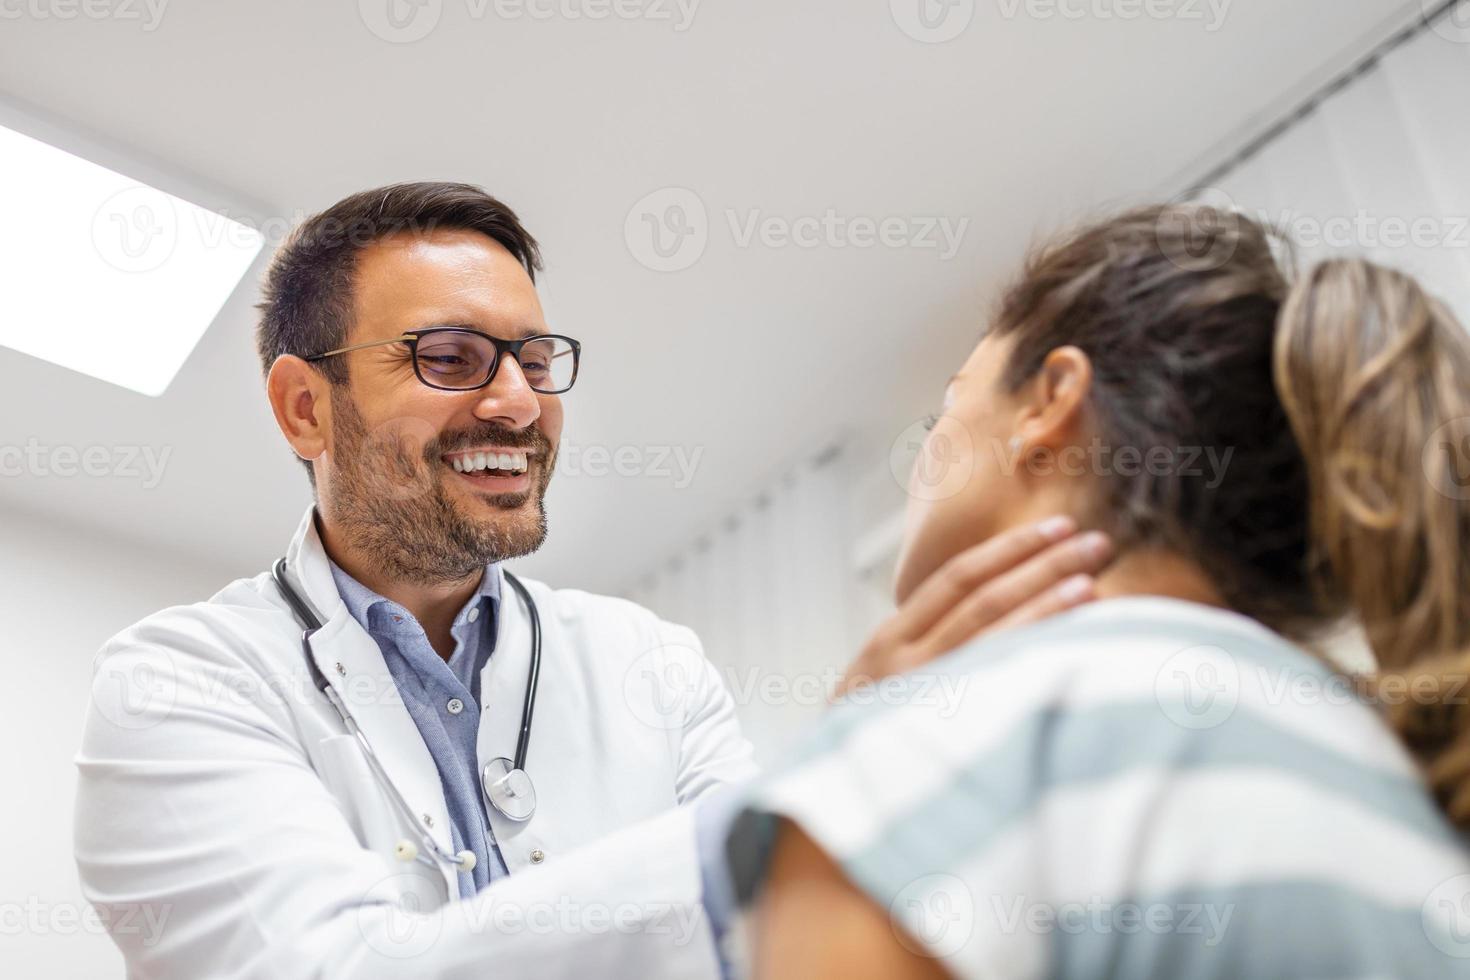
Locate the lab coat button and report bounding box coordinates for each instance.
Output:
[446,698,464,715]
[334,662,346,676]
[530,849,545,864]
[422,813,434,828]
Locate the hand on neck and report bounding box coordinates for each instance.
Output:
[1005,496,1226,613]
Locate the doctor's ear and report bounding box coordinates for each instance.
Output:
[266,355,331,463]
[1011,345,1094,451]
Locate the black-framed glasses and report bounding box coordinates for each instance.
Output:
[306,328,581,394]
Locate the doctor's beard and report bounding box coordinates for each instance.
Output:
[323,387,554,586]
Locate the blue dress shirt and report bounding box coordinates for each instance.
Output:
[329,560,510,896]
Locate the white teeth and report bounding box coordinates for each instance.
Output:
[450,450,531,474]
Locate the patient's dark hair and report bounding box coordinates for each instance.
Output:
[992,204,1470,825]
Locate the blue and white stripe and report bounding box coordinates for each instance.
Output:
[730,596,1470,979]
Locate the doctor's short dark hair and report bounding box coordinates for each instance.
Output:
[254,180,543,385]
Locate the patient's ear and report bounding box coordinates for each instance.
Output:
[1011,346,1093,451]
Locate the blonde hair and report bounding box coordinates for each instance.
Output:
[1275,258,1470,824]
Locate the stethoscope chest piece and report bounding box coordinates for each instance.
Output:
[482,756,536,822]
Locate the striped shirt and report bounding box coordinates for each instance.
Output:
[726,596,1470,978]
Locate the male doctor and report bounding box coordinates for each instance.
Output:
[74,181,1112,979]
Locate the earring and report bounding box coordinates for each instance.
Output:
[1008,436,1023,454]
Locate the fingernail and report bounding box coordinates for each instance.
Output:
[1078,531,1111,559]
[1058,574,1093,602]
[1037,515,1075,541]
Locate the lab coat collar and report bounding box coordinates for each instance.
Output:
[281,505,459,891]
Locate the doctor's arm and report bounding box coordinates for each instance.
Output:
[76,613,722,980]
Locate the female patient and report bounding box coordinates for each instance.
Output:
[729,204,1470,978]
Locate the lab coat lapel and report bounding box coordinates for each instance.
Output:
[477,568,554,869]
[282,508,457,873]
[479,567,532,770]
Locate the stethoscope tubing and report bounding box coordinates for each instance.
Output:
[502,571,540,774]
[271,557,542,866]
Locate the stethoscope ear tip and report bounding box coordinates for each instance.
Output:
[455,850,478,873]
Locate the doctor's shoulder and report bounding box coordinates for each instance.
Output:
[84,571,318,739]
[527,578,759,795]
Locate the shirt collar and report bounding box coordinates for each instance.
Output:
[328,560,502,637]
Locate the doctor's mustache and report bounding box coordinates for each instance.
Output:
[432,423,553,460]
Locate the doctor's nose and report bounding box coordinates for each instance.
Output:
[471,354,542,429]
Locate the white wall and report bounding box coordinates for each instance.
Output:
[622,11,1470,758]
[0,508,237,979]
[621,429,917,764]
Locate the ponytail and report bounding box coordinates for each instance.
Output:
[1273,259,1470,824]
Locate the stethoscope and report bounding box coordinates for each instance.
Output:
[271,557,541,876]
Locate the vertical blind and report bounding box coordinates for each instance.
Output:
[1206,18,1470,319]
[623,448,861,761]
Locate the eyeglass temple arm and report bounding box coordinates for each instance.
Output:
[304,336,416,362]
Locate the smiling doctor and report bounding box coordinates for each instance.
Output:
[74,181,1112,979]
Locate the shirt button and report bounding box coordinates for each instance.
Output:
[468,607,480,624]
[446,698,464,715]
[530,849,545,864]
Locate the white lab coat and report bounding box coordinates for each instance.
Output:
[74,507,758,979]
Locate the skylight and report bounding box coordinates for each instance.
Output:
[0,123,264,396]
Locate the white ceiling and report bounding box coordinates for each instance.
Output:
[0,0,1422,594]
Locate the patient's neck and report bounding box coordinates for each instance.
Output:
[1091,547,1227,611]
